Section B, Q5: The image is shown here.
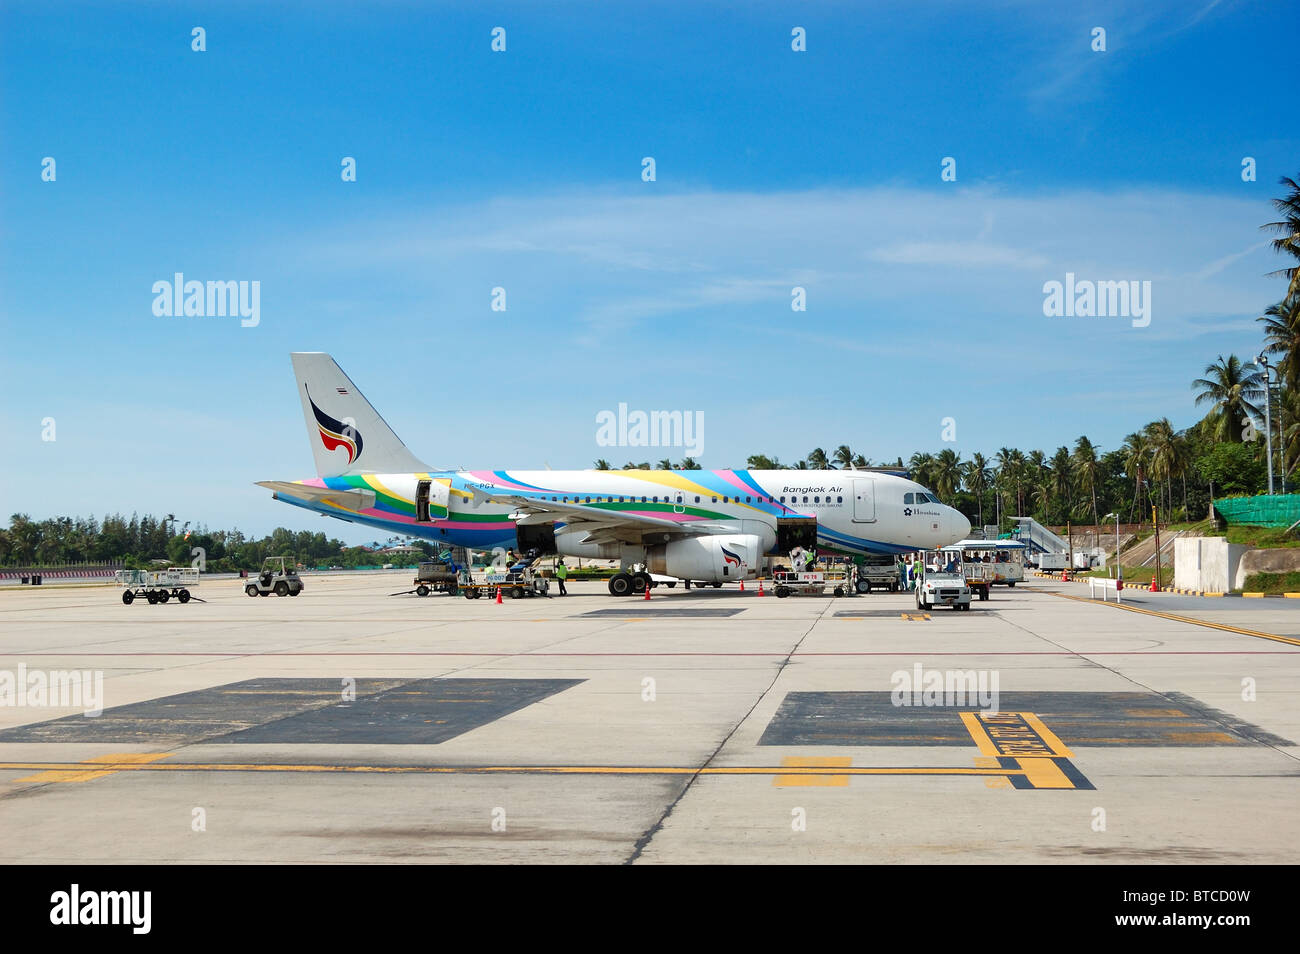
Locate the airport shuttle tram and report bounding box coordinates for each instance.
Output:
[941,539,1026,601]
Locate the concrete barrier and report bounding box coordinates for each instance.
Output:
[1173,538,1250,593]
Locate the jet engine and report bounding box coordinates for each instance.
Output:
[645,534,762,582]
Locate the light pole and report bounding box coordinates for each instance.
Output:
[1256,354,1276,494]
[1105,512,1121,585]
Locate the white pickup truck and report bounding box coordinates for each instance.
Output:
[915,557,972,612]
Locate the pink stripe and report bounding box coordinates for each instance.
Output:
[356,509,510,531]
[466,471,542,492]
[713,470,760,499]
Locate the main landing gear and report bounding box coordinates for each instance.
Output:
[608,571,652,595]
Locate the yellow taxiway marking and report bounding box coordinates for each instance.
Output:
[1015,757,1076,789]
[959,711,1073,758]
[774,756,852,787]
[900,612,930,621]
[14,752,171,784]
[1049,591,1300,647]
[959,711,1083,790]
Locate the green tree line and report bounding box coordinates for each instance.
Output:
[0,513,433,572]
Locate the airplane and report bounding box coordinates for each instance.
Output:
[258,353,971,595]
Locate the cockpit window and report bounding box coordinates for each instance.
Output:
[904,493,914,504]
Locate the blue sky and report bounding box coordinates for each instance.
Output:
[1,1,1296,542]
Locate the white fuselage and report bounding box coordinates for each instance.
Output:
[276,468,972,580]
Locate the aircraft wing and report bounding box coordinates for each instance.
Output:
[256,480,377,514]
[477,490,714,546]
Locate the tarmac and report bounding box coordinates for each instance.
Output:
[0,572,1297,864]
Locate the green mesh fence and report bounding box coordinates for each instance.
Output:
[1212,494,1300,527]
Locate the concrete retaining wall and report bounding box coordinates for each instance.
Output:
[1234,547,1300,589]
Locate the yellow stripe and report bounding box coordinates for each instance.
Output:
[361,473,414,505]
[774,756,852,787]
[14,752,171,784]
[1020,712,1074,757]
[619,471,767,512]
[1016,757,1075,789]
[1242,592,1266,598]
[1048,591,1300,646]
[0,760,1023,778]
[959,712,999,756]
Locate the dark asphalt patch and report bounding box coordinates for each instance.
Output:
[758,690,1292,747]
[0,677,584,746]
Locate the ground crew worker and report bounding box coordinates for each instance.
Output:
[897,556,906,590]
[555,559,568,596]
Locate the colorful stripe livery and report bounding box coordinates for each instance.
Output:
[273,469,961,557]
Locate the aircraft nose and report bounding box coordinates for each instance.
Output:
[949,509,971,541]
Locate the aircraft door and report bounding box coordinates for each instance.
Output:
[416,478,451,522]
[852,479,876,523]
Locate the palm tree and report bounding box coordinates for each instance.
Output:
[995,448,1027,517]
[1027,450,1049,508]
[657,458,673,470]
[1032,479,1052,521]
[807,448,831,469]
[746,454,781,470]
[909,452,938,490]
[1121,432,1149,523]
[1192,355,1264,442]
[594,459,611,470]
[963,453,991,528]
[1072,436,1101,536]
[993,447,1015,523]
[1258,292,1300,389]
[1262,174,1300,298]
[1145,418,1178,520]
[678,457,701,470]
[1050,447,1073,526]
[852,454,869,469]
[933,449,963,502]
[833,445,855,469]
[1281,388,1300,482]
[1171,432,1192,518]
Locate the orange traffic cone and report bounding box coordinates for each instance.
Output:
[1061,567,1069,582]
[643,583,651,601]
[1149,577,1159,592]
[495,586,502,604]
[758,580,765,597]
[739,580,745,592]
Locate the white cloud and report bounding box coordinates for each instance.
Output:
[290,184,1278,342]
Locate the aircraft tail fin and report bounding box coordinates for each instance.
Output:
[290,352,431,477]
